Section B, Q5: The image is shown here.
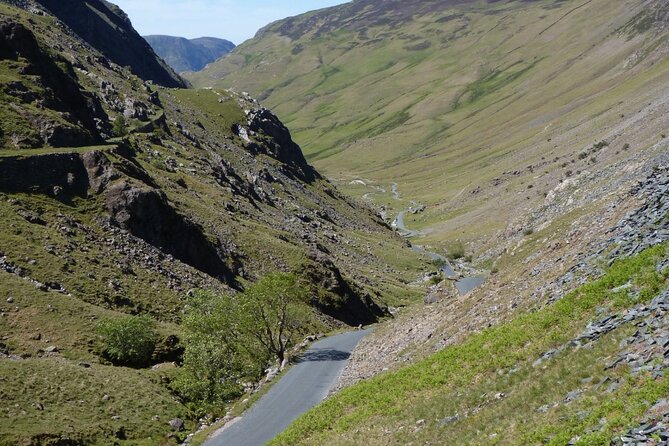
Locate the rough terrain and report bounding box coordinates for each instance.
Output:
[0,1,427,444]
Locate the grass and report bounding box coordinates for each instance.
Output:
[189,0,669,249]
[0,144,116,158]
[0,358,186,446]
[270,243,668,445]
[0,270,185,445]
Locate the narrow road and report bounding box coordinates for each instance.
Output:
[204,329,371,446]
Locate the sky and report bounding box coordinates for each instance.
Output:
[112,0,350,44]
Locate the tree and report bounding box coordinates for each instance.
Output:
[112,115,127,137]
[96,315,158,367]
[237,272,310,363]
[174,273,311,414]
[174,293,252,412]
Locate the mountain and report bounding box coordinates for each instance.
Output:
[0,1,425,443]
[189,0,669,444]
[144,35,236,73]
[190,0,669,251]
[35,0,186,88]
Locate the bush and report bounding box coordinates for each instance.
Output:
[446,241,465,260]
[175,273,312,415]
[97,315,158,367]
[112,115,128,137]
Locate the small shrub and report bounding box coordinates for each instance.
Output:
[429,274,443,285]
[565,170,573,177]
[593,140,609,150]
[622,143,630,151]
[446,241,465,260]
[112,115,128,137]
[523,228,534,236]
[97,315,158,367]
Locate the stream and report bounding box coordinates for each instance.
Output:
[373,181,485,295]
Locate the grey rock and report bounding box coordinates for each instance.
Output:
[169,418,185,431]
[438,415,461,426]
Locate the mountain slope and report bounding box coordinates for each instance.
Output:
[36,0,187,88]
[191,0,669,253]
[145,35,235,73]
[189,0,669,443]
[0,1,427,444]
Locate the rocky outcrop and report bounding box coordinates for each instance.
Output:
[247,108,309,167]
[35,0,187,88]
[0,21,107,146]
[105,181,238,286]
[302,249,385,326]
[0,152,91,200]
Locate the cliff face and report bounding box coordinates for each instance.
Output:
[35,0,187,88]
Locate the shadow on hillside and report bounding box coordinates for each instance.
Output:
[297,348,351,363]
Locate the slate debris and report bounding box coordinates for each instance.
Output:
[614,413,669,445]
[537,164,669,305]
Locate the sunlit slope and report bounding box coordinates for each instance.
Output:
[191,0,669,243]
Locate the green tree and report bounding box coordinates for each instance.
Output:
[112,115,127,137]
[238,272,310,363]
[174,273,311,414]
[96,315,158,367]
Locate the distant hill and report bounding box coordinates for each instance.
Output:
[144,35,235,73]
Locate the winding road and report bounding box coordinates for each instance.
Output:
[203,329,371,446]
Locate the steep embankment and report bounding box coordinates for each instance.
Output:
[192,0,669,253]
[145,35,235,73]
[36,0,187,87]
[0,1,428,444]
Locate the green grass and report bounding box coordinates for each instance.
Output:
[270,244,668,445]
[0,358,186,446]
[168,89,245,135]
[0,144,116,158]
[189,0,669,248]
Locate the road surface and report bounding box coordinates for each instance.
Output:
[204,329,371,446]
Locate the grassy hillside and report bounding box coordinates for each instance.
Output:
[191,0,669,253]
[0,1,428,444]
[272,243,669,445]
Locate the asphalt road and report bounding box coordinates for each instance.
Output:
[204,329,371,446]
